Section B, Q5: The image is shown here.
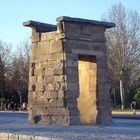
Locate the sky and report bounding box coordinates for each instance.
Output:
[0,0,140,48]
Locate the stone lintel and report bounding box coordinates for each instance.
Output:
[23,20,57,32]
[56,16,115,28]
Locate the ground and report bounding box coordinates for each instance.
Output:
[0,111,140,140]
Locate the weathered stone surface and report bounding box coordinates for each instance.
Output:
[32,29,40,43]
[63,22,81,35]
[50,40,63,53]
[82,25,106,34]
[66,75,78,84]
[51,116,68,125]
[46,91,58,99]
[39,115,52,124]
[66,67,78,75]
[46,98,64,107]
[41,31,62,41]
[69,116,81,125]
[58,90,65,98]
[25,16,114,125]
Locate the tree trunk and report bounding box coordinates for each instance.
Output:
[0,81,5,110]
[0,97,3,110]
[120,79,124,110]
[113,88,116,107]
[18,90,22,104]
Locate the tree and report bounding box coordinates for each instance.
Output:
[0,41,12,109]
[134,87,140,107]
[103,3,140,109]
[11,40,30,104]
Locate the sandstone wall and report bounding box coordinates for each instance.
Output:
[24,17,115,125]
[28,28,70,124]
[59,18,112,124]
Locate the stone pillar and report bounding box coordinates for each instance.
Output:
[23,16,115,125]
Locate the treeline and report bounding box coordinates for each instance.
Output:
[0,40,29,110]
[104,3,140,109]
[0,3,140,110]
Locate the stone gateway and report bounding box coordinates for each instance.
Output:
[23,16,115,125]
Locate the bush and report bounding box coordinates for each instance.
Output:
[133,87,140,108]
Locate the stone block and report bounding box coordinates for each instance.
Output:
[45,75,54,83]
[46,91,58,99]
[66,74,78,83]
[39,115,52,125]
[58,90,65,98]
[96,56,108,67]
[45,68,54,75]
[63,22,81,35]
[32,29,40,43]
[30,76,37,83]
[31,97,48,107]
[37,75,43,83]
[32,41,50,56]
[66,67,78,75]
[65,90,79,99]
[48,83,54,91]
[57,22,63,33]
[50,40,63,53]
[53,61,64,75]
[91,33,106,43]
[97,82,109,91]
[36,84,45,92]
[51,53,58,61]
[65,90,73,99]
[29,83,35,92]
[67,108,79,116]
[65,60,77,67]
[53,68,64,75]
[38,41,50,55]
[29,106,44,115]
[81,25,105,35]
[57,52,66,60]
[46,108,67,116]
[64,32,106,43]
[47,62,54,68]
[51,116,68,125]
[63,45,72,53]
[54,75,65,82]
[72,49,104,56]
[67,83,79,91]
[91,43,107,52]
[63,39,91,51]
[66,98,77,109]
[69,116,81,125]
[97,68,108,77]
[99,110,112,125]
[41,31,62,41]
[97,76,109,85]
[48,98,64,107]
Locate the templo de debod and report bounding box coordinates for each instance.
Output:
[23,16,115,125]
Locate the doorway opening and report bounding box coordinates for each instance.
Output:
[77,55,97,124]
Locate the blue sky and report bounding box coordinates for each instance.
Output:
[0,0,140,47]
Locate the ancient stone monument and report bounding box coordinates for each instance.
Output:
[23,16,115,125]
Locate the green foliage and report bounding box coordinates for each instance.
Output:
[134,87,140,106]
[125,87,136,108]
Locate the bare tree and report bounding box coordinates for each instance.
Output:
[0,41,12,109]
[103,3,140,109]
[11,40,30,104]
